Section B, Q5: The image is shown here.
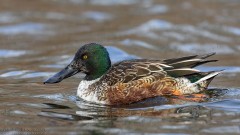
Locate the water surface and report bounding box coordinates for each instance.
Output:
[1,0,240,134]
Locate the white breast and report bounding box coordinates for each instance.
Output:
[77,78,107,104]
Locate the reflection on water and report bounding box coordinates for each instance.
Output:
[1,0,240,134]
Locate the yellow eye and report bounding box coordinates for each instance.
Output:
[82,55,88,60]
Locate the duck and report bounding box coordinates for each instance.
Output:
[44,43,220,105]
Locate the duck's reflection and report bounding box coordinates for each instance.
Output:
[39,89,229,122]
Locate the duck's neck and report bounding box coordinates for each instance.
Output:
[84,69,108,81]
[83,51,111,81]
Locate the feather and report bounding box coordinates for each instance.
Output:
[166,68,200,77]
[169,59,218,68]
[193,71,221,84]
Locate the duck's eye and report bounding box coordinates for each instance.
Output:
[82,55,88,60]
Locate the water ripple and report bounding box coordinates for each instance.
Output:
[120,39,158,50]
[170,43,235,54]
[89,0,139,6]
[20,72,55,78]
[0,50,27,58]
[121,19,231,42]
[82,11,113,22]
[0,70,56,79]
[0,70,29,77]
[224,26,240,36]
[204,99,240,112]
[0,12,19,23]
[201,126,240,134]
[0,22,49,35]
[146,5,168,14]
[33,94,66,101]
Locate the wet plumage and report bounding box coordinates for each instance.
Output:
[44,43,220,105]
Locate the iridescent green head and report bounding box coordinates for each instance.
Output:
[74,43,111,80]
[44,43,111,83]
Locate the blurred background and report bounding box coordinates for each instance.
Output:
[0,0,240,134]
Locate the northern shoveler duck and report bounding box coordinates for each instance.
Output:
[44,43,220,105]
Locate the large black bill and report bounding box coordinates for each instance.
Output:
[44,66,79,84]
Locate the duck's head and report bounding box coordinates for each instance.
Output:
[44,43,111,84]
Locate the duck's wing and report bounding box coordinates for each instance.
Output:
[99,59,171,85]
[99,53,217,86]
[163,53,217,68]
[163,53,217,77]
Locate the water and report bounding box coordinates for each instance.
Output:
[1,0,240,134]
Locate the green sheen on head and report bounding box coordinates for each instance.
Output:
[73,43,111,80]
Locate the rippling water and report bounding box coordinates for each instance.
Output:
[1,0,240,134]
